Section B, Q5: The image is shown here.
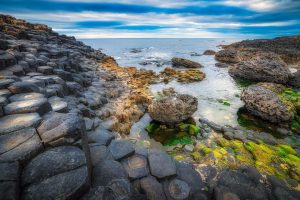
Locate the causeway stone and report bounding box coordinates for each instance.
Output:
[148,149,176,178]
[108,140,135,160]
[4,98,52,115]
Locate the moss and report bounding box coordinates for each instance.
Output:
[202,147,213,154]
[216,138,231,147]
[179,123,201,135]
[191,151,202,161]
[212,147,227,159]
[277,144,297,155]
[174,155,185,161]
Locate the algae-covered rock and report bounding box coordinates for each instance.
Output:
[241,84,295,123]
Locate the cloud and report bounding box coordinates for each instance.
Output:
[0,0,300,38]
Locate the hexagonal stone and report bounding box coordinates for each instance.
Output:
[122,154,149,180]
[108,140,135,160]
[22,166,89,200]
[175,162,206,197]
[48,96,68,113]
[93,160,128,186]
[148,149,176,179]
[0,113,42,134]
[89,144,113,166]
[0,52,16,69]
[88,127,115,146]
[37,112,84,146]
[37,66,53,75]
[105,179,132,200]
[9,92,45,102]
[0,79,15,89]
[0,127,43,162]
[163,178,190,200]
[140,175,166,200]
[22,146,87,186]
[0,89,11,98]
[4,98,52,115]
[8,81,41,94]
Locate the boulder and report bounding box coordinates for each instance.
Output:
[172,57,203,68]
[241,84,294,123]
[0,79,15,89]
[289,70,300,88]
[0,52,17,69]
[148,149,176,178]
[37,66,53,75]
[4,98,52,115]
[148,92,198,124]
[229,53,291,84]
[215,48,240,63]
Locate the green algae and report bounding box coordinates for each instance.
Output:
[217,99,231,106]
[145,121,200,146]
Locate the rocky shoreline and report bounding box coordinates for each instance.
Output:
[1,14,300,200]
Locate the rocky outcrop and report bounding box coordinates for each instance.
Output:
[171,57,203,68]
[203,50,216,55]
[215,48,240,63]
[241,84,294,123]
[229,53,291,84]
[148,90,198,124]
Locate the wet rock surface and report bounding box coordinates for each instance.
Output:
[1,14,299,200]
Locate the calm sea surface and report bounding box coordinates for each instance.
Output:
[80,38,245,127]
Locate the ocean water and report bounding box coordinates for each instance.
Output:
[81,38,245,127]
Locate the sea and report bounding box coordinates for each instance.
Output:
[80,38,245,127]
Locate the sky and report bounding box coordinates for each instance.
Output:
[1,0,300,39]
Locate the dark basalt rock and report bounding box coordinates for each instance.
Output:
[88,127,115,146]
[37,66,53,75]
[140,175,167,200]
[4,98,52,115]
[8,81,41,94]
[9,92,45,102]
[122,154,149,180]
[37,112,85,146]
[0,52,17,69]
[22,166,89,200]
[22,146,87,186]
[163,178,190,200]
[215,48,240,63]
[93,159,128,186]
[89,144,114,166]
[0,79,15,89]
[0,127,43,162]
[203,50,216,55]
[0,113,42,134]
[108,140,135,160]
[48,96,68,113]
[105,178,132,200]
[148,149,176,179]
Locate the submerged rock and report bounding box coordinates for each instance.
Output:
[241,84,294,123]
[171,57,203,68]
[148,91,198,124]
[229,53,291,84]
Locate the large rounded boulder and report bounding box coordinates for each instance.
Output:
[148,92,198,124]
[229,53,291,84]
[241,83,294,123]
[215,48,240,63]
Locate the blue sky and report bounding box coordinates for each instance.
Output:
[1,0,300,38]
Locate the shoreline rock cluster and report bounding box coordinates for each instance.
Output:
[1,14,300,200]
